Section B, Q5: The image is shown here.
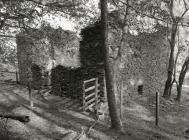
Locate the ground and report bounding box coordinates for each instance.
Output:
[0,64,189,140]
[122,86,189,140]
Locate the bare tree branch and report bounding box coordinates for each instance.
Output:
[183,0,188,10]
[24,0,80,8]
[117,0,189,27]
[178,0,189,23]
[0,34,16,38]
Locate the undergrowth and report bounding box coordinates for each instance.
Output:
[0,119,25,140]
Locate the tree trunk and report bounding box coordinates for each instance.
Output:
[113,0,129,101]
[168,49,180,97]
[176,73,185,101]
[100,0,123,131]
[176,83,182,101]
[163,23,178,98]
[163,40,175,98]
[175,56,189,101]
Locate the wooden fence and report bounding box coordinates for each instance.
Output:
[82,78,101,112]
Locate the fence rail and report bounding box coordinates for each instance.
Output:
[83,78,96,83]
[82,78,101,112]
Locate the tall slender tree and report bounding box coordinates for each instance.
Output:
[111,0,189,99]
[100,0,123,131]
[163,0,189,98]
[176,55,189,101]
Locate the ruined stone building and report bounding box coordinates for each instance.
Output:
[16,26,80,89]
[17,13,169,97]
[80,12,169,95]
[16,25,105,99]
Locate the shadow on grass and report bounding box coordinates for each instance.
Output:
[0,85,110,137]
[0,83,142,140]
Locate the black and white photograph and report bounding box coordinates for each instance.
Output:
[0,0,189,139]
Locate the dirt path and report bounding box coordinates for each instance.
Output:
[0,81,105,140]
[0,80,138,140]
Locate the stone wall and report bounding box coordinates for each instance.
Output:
[119,29,169,95]
[51,65,105,98]
[17,34,53,88]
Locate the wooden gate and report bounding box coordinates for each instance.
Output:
[82,78,101,111]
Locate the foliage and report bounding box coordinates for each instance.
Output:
[0,0,99,35]
[40,23,79,51]
[0,38,17,66]
[17,23,80,69]
[0,0,44,34]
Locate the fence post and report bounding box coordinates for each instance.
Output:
[27,68,33,108]
[95,78,98,112]
[120,81,123,120]
[103,74,107,101]
[156,92,159,126]
[28,79,33,108]
[16,71,19,84]
[82,82,86,112]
